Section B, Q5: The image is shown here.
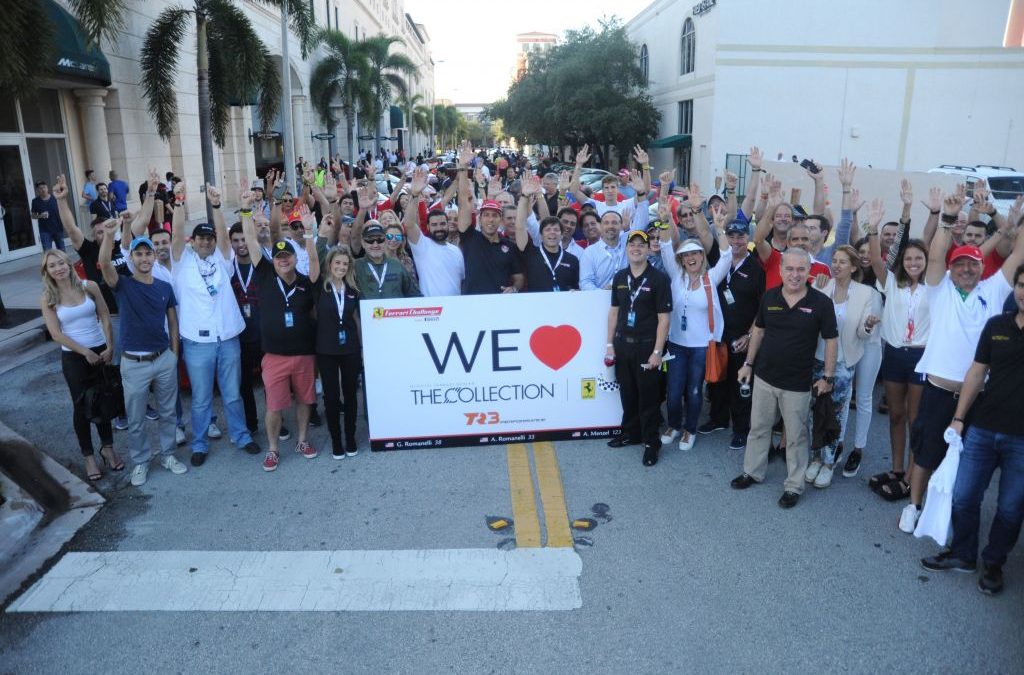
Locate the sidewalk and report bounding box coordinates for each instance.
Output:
[0,253,57,375]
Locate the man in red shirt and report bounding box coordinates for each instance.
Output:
[754,214,830,288]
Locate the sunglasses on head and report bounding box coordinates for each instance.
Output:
[364,237,384,244]
[386,233,404,242]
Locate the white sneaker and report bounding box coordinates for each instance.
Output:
[677,431,695,451]
[160,455,188,475]
[207,421,222,439]
[130,463,149,486]
[175,425,187,446]
[899,504,921,533]
[804,459,823,483]
[813,464,834,488]
[660,428,679,444]
[315,377,323,395]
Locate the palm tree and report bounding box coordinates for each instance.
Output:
[360,35,418,157]
[310,30,372,165]
[395,92,427,158]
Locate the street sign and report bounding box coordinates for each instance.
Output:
[357,134,376,141]
[313,133,336,140]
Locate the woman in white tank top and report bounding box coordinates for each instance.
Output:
[40,249,124,481]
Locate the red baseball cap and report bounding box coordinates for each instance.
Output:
[949,244,984,263]
[479,200,503,213]
[617,169,631,179]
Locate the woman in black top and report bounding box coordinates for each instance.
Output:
[316,247,362,458]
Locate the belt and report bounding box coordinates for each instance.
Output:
[122,349,167,362]
[615,335,654,345]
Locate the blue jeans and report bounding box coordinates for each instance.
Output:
[950,426,1024,567]
[182,337,251,453]
[665,342,707,434]
[39,229,65,252]
[811,359,855,465]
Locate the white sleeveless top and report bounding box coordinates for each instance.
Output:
[56,284,105,351]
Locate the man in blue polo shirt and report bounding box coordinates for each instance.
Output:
[108,171,130,213]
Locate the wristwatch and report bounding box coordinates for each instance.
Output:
[823,376,835,385]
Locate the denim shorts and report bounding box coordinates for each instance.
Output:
[880,343,926,384]
[910,381,959,471]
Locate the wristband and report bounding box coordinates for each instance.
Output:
[743,362,753,368]
[953,417,964,424]
[652,350,661,355]
[929,209,940,215]
[239,209,253,217]
[302,233,314,239]
[146,191,156,197]
[211,203,221,209]
[606,343,613,347]
[866,231,877,237]
[940,213,957,224]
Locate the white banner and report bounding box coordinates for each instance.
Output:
[360,291,623,450]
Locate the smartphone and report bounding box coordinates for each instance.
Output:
[800,158,820,174]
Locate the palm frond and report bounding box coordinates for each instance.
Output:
[206,0,265,104]
[66,0,127,47]
[140,6,191,140]
[309,56,342,127]
[257,49,282,132]
[252,0,320,57]
[1,0,55,100]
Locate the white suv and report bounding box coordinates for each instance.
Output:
[927,164,1024,217]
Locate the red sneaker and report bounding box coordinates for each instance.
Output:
[262,451,280,472]
[296,440,318,459]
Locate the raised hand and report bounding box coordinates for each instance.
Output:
[867,198,885,231]
[457,141,474,168]
[318,213,335,238]
[557,170,572,193]
[767,175,782,199]
[173,180,186,202]
[300,204,316,233]
[302,166,315,186]
[687,182,703,207]
[711,202,728,229]
[899,178,913,206]
[474,166,486,187]
[921,186,942,213]
[850,188,865,213]
[943,188,965,217]
[53,174,68,200]
[725,171,738,191]
[1008,195,1023,227]
[520,172,541,196]
[147,167,161,193]
[357,183,376,210]
[805,158,823,182]
[747,146,763,171]
[205,183,221,207]
[972,179,992,212]
[837,158,856,188]
[659,169,674,189]
[239,187,254,210]
[632,145,649,167]
[409,166,428,196]
[488,174,503,196]
[630,169,645,193]
[574,144,590,167]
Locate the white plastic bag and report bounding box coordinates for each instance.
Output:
[914,427,963,545]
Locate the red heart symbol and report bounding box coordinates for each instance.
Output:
[529,325,582,371]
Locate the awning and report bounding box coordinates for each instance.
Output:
[649,133,692,149]
[45,0,112,87]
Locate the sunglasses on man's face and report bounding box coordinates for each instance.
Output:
[364,237,385,245]
[278,199,294,206]
[289,222,303,230]
[386,233,404,242]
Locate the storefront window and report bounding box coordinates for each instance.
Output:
[0,100,17,133]
[21,89,63,134]
[27,138,70,187]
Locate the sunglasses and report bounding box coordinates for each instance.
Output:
[277,199,294,205]
[364,237,385,244]
[386,233,404,242]
[289,222,303,230]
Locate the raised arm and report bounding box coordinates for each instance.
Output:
[807,159,825,216]
[686,183,713,253]
[170,181,187,261]
[52,175,85,249]
[132,169,161,237]
[97,219,121,288]
[865,199,889,286]
[920,186,942,249]
[404,168,428,245]
[972,180,1013,257]
[632,146,651,197]
[301,206,319,283]
[926,187,963,286]
[753,184,781,262]
[239,189,263,267]
[456,142,474,233]
[741,147,763,217]
[997,199,1024,286]
[568,145,590,205]
[515,174,540,252]
[723,171,739,224]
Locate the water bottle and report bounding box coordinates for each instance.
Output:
[739,381,752,398]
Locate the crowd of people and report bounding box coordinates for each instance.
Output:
[34,140,1024,596]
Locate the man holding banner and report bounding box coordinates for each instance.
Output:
[605,230,672,466]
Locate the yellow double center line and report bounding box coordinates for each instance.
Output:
[506,441,572,548]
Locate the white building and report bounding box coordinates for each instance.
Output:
[0,0,434,265]
[627,0,1024,192]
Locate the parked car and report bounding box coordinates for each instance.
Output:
[927,164,1024,216]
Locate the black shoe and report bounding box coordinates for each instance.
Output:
[728,433,747,450]
[778,491,800,508]
[730,473,757,490]
[309,408,322,427]
[978,563,1004,595]
[242,441,261,455]
[190,452,207,467]
[642,443,659,466]
[607,436,641,448]
[842,449,862,477]
[332,446,346,460]
[697,421,727,435]
[921,550,977,573]
[278,426,292,441]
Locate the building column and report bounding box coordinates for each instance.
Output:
[292,95,307,164]
[72,89,112,176]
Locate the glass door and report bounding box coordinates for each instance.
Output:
[0,142,37,260]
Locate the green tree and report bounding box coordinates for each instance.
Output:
[360,35,418,157]
[396,92,430,157]
[489,18,659,166]
[310,29,372,165]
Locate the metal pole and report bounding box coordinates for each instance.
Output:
[280,5,295,192]
[430,101,435,157]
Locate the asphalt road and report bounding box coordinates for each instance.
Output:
[0,348,1021,673]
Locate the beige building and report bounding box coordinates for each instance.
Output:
[0,0,434,265]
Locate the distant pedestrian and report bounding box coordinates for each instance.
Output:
[31,180,65,251]
[108,171,130,213]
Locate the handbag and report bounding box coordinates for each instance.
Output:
[703,274,728,383]
[78,364,126,424]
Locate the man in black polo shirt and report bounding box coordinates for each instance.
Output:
[704,219,765,450]
[731,248,838,508]
[455,144,524,294]
[921,265,1024,595]
[514,175,579,292]
[605,230,671,466]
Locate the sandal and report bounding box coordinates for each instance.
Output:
[869,471,903,491]
[879,478,911,502]
[85,457,102,482]
[100,445,125,472]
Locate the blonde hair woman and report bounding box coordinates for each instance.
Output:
[40,249,124,481]
[315,247,363,458]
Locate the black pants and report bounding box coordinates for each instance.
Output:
[614,338,663,447]
[239,340,262,432]
[61,346,114,456]
[707,344,751,435]
[317,353,361,451]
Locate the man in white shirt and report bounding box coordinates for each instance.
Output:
[171,182,260,465]
[901,186,1024,533]
[579,205,651,290]
[403,166,465,296]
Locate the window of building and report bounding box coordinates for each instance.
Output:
[678,100,693,134]
[639,44,649,86]
[680,18,695,75]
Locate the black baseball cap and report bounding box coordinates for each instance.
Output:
[272,240,296,257]
[192,223,216,238]
[362,223,386,239]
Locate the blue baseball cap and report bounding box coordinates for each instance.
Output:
[129,237,154,252]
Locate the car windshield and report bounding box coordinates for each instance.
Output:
[987,176,1024,200]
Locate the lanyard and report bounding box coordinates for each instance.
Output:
[627,274,647,312]
[197,255,217,285]
[331,283,346,325]
[540,245,564,282]
[234,258,254,294]
[905,284,921,343]
[726,253,749,288]
[276,277,297,307]
[367,260,389,293]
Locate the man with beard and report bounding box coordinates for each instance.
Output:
[402,166,465,297]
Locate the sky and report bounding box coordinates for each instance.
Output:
[403,0,651,104]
